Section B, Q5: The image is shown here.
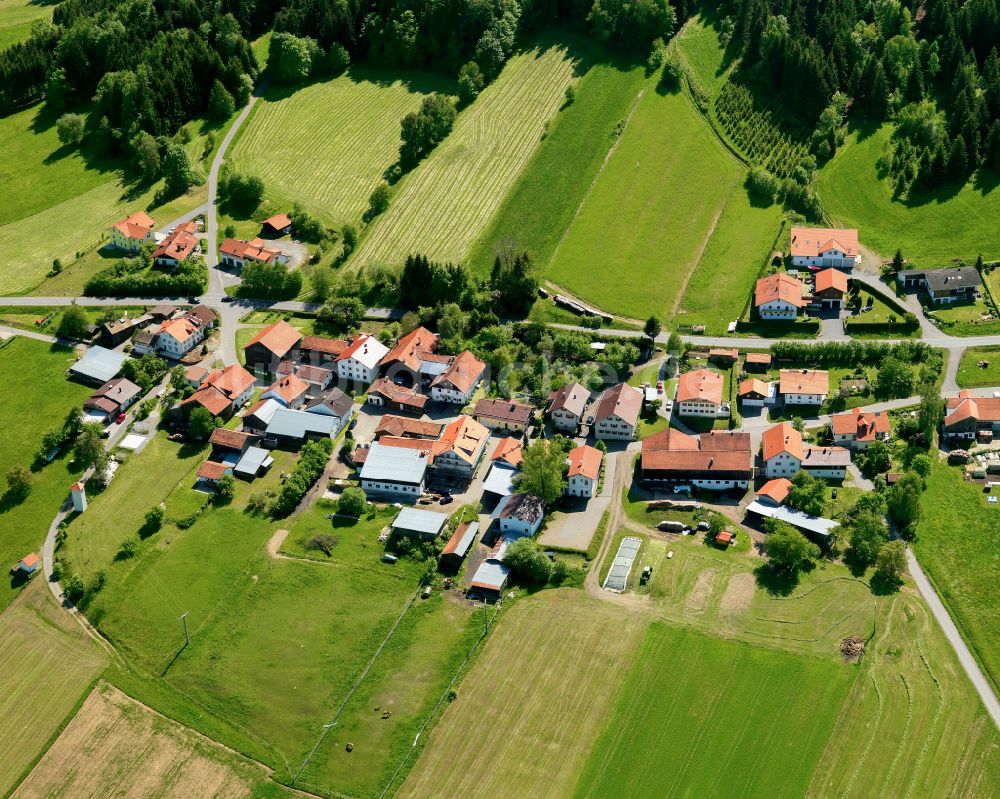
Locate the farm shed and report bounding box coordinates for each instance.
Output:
[69,346,128,385]
[440,521,479,569]
[392,507,448,541]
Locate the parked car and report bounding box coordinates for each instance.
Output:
[656,380,664,392]
[187,296,199,304]
[439,494,453,505]
[116,412,126,424]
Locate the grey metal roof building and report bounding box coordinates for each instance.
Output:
[265,407,338,440]
[360,442,429,486]
[746,500,839,539]
[392,507,448,539]
[234,446,274,478]
[69,346,128,385]
[483,462,518,497]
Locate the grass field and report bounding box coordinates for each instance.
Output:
[817,123,1000,264]
[0,337,91,613]
[11,682,296,799]
[573,623,853,799]
[809,590,1000,798]
[673,188,784,333]
[466,56,646,274]
[956,346,1000,388]
[545,82,739,319]
[0,581,106,796]
[0,0,55,50]
[230,67,449,226]
[913,463,1000,693]
[351,39,577,269]
[398,590,648,799]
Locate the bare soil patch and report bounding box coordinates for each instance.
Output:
[839,635,865,663]
[719,572,755,616]
[11,683,264,799]
[267,528,290,558]
[685,568,717,613]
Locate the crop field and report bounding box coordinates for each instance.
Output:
[809,591,1000,798]
[913,463,1000,693]
[545,83,739,319]
[0,581,106,796]
[672,188,784,333]
[0,0,55,51]
[466,55,646,275]
[230,68,449,226]
[351,40,577,269]
[573,623,853,799]
[817,124,1000,264]
[0,337,91,613]
[956,346,1000,388]
[398,590,648,799]
[11,682,295,799]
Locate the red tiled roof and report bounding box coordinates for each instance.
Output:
[815,268,848,294]
[640,429,751,474]
[716,531,734,544]
[111,211,155,240]
[245,321,302,358]
[374,415,442,439]
[441,521,476,557]
[755,273,807,308]
[21,552,40,568]
[491,437,524,468]
[790,226,859,258]
[209,428,254,450]
[159,317,200,344]
[219,237,279,264]
[708,348,739,360]
[567,445,602,481]
[677,369,724,405]
[265,374,309,404]
[757,478,792,503]
[301,335,349,356]
[745,352,772,365]
[779,369,829,396]
[762,422,802,462]
[430,350,486,395]
[831,407,890,441]
[738,378,768,399]
[185,365,208,383]
[263,213,292,230]
[182,385,231,416]
[368,378,429,410]
[152,222,198,262]
[197,461,229,480]
[439,415,489,465]
[381,326,439,372]
[593,383,642,426]
[205,364,255,400]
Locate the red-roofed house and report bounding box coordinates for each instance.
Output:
[779,369,829,405]
[179,364,256,419]
[566,445,602,498]
[762,422,802,479]
[336,334,389,385]
[367,378,428,415]
[379,326,440,386]
[263,374,310,409]
[152,221,199,267]
[262,213,293,237]
[641,429,752,490]
[943,390,1000,440]
[757,478,792,505]
[473,398,534,432]
[738,378,770,407]
[813,268,849,308]
[831,407,891,449]
[790,226,861,270]
[592,383,642,441]
[219,238,289,271]
[755,273,808,320]
[157,317,205,358]
[109,211,155,251]
[430,350,486,404]
[676,369,726,418]
[491,437,524,469]
[244,321,302,374]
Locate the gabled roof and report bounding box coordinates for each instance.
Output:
[263,212,292,230]
[264,374,309,405]
[360,441,430,484]
[197,460,230,480]
[159,317,200,344]
[111,211,155,240]
[640,429,752,475]
[182,385,231,416]
[945,391,1000,426]
[152,222,198,261]
[473,398,534,425]
[745,352,772,365]
[790,226,859,258]
[204,364,255,399]
[801,446,851,467]
[499,493,545,524]
[430,350,486,394]
[243,397,282,425]
[392,506,448,536]
[547,382,589,418]
[368,378,428,410]
[245,321,302,359]
[831,407,890,440]
[738,378,768,399]
[593,383,642,427]
[491,436,524,468]
[762,422,802,462]
[815,268,848,294]
[779,369,829,396]
[677,369,724,405]
[209,428,255,450]
[337,333,389,370]
[438,415,489,465]
[441,521,478,558]
[301,335,349,357]
[755,273,807,308]
[567,445,602,481]
[219,237,279,263]
[381,326,439,372]
[757,478,792,504]
[304,388,353,418]
[374,415,442,439]
[185,365,208,384]
[265,407,338,438]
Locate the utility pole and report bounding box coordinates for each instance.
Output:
[180,612,189,646]
[483,597,489,635]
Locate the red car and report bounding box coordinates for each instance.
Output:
[116,413,126,424]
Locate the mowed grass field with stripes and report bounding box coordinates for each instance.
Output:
[0,582,106,797]
[230,68,451,226]
[351,40,577,269]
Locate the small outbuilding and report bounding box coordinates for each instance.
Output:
[391,507,449,541]
[12,552,40,576]
[439,520,479,570]
[69,346,128,386]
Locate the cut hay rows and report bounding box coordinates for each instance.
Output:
[397,591,647,799]
[0,179,144,294]
[230,71,440,225]
[0,583,106,796]
[11,683,259,799]
[352,44,576,269]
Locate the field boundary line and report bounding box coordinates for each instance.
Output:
[669,181,735,318]
[546,84,646,270]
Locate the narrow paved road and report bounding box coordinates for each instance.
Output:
[905,548,1000,729]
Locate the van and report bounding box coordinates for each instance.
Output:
[673,485,692,496]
